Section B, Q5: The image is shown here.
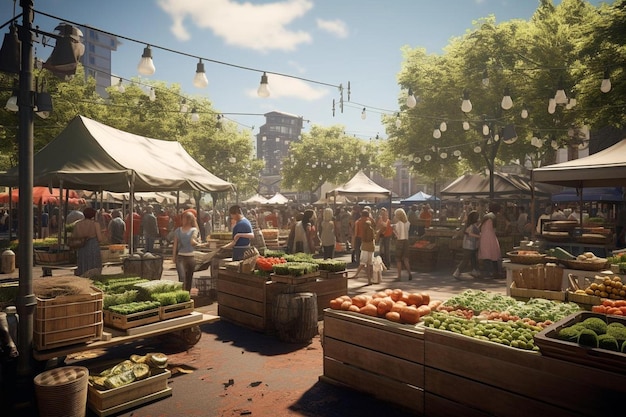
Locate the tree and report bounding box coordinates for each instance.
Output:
[387,0,618,179]
[281,125,393,196]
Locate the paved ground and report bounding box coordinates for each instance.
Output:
[2,250,507,417]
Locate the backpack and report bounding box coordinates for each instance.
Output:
[363,221,375,243]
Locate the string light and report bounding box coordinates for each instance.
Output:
[601,69,612,93]
[461,89,472,113]
[193,59,209,89]
[257,72,270,98]
[137,45,156,76]
[406,88,417,108]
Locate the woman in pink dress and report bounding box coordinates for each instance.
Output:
[478,203,502,279]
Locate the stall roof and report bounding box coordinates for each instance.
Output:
[326,171,392,200]
[551,187,624,203]
[532,139,626,187]
[0,115,234,193]
[440,172,556,200]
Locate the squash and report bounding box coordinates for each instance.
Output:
[385,311,401,323]
[360,304,378,317]
[400,306,420,324]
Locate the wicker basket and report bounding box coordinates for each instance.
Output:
[559,258,609,271]
[506,251,547,265]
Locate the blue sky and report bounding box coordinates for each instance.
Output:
[1,0,604,142]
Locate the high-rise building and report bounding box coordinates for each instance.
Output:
[256,111,303,196]
[80,26,119,97]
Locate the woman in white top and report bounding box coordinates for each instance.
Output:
[393,208,412,281]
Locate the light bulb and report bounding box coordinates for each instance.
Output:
[117,78,125,93]
[424,155,431,161]
[554,89,567,105]
[462,121,470,131]
[474,146,482,153]
[180,100,188,113]
[190,108,199,123]
[395,117,401,128]
[481,69,489,87]
[501,88,513,110]
[439,121,447,132]
[414,157,421,163]
[36,110,50,119]
[361,108,366,120]
[5,95,18,112]
[193,60,209,88]
[453,150,461,157]
[257,72,270,98]
[482,124,490,136]
[548,98,556,114]
[433,128,441,139]
[406,88,417,108]
[440,152,447,159]
[149,88,156,102]
[600,76,611,93]
[461,90,472,113]
[521,108,528,119]
[137,46,156,76]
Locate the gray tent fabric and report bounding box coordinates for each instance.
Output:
[326,170,392,199]
[532,138,626,187]
[440,172,555,200]
[0,115,234,193]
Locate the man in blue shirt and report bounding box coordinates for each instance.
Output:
[224,205,254,261]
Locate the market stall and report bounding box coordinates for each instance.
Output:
[322,286,626,416]
[0,115,234,380]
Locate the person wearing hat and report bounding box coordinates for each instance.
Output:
[73,206,103,277]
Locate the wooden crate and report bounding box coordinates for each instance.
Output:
[159,300,194,320]
[423,325,626,416]
[217,269,347,332]
[270,271,320,284]
[34,249,75,265]
[104,308,161,330]
[408,247,438,272]
[87,368,171,417]
[322,309,425,414]
[318,270,347,279]
[34,287,104,350]
[509,282,566,302]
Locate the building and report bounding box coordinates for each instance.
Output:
[79,26,119,97]
[256,111,304,197]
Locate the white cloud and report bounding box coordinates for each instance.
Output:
[316,18,348,38]
[288,60,307,74]
[246,73,329,100]
[158,0,314,52]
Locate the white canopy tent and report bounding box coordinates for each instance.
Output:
[326,171,392,202]
[265,192,289,205]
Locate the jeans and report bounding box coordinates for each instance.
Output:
[176,255,196,291]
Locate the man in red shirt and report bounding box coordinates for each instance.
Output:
[125,209,141,252]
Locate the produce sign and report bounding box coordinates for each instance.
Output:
[328,289,439,325]
[255,256,286,272]
[89,353,168,390]
[422,311,542,351]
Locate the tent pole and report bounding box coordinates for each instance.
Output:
[129,182,135,254]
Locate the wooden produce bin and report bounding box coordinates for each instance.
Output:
[87,368,172,417]
[34,287,104,351]
[321,309,425,414]
[408,247,438,272]
[217,269,347,333]
[423,327,626,417]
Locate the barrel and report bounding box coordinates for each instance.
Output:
[1,249,15,274]
[272,292,318,343]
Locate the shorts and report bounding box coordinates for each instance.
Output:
[359,249,374,266]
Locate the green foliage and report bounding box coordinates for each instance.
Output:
[281,125,393,193]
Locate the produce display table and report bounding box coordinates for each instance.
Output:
[408,246,439,272]
[33,312,219,362]
[322,309,626,416]
[217,269,347,333]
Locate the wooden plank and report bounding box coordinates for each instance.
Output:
[33,313,219,361]
[218,304,265,331]
[124,311,203,336]
[323,357,423,414]
[324,310,424,363]
[425,368,585,417]
[424,392,491,417]
[424,329,626,416]
[217,277,266,303]
[217,292,265,317]
[324,337,424,388]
